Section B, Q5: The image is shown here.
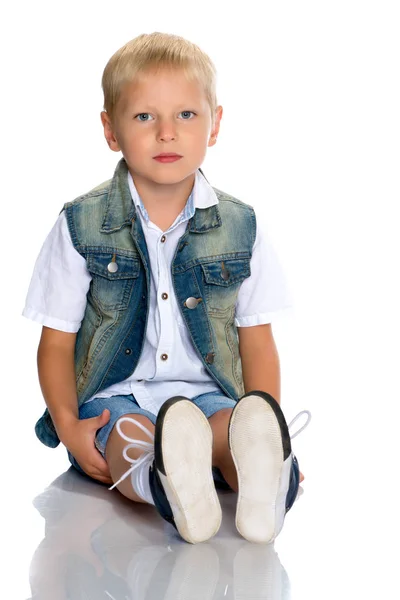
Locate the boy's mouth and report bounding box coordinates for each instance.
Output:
[153,153,183,163]
[153,153,182,158]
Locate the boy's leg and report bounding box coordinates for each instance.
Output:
[207,403,304,491]
[190,392,238,491]
[198,392,303,543]
[67,395,158,503]
[229,391,300,543]
[103,396,222,544]
[105,414,155,503]
[208,408,238,492]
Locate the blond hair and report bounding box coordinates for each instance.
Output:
[101,32,218,126]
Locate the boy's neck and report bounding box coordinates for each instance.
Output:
[130,170,196,232]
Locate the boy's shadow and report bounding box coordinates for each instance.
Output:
[28,467,301,599]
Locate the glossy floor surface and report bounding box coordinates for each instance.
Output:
[22,465,306,600]
[5,414,397,600]
[28,468,297,599]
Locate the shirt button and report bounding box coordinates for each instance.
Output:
[161,292,168,300]
[161,235,166,243]
[161,353,168,361]
[205,352,215,364]
[125,349,132,355]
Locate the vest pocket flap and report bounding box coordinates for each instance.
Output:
[201,258,251,286]
[86,252,140,280]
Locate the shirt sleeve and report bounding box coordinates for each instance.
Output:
[22,211,92,333]
[235,215,294,327]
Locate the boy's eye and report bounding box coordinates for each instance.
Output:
[180,111,195,119]
[135,113,153,122]
[134,111,196,122]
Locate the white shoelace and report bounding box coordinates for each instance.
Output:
[288,410,312,439]
[108,409,312,492]
[109,417,155,492]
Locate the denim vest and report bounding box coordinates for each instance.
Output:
[36,158,256,447]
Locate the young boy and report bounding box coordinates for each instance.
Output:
[23,32,310,545]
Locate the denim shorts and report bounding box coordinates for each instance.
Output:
[67,390,237,488]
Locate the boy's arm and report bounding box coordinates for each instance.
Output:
[37,326,80,436]
[238,323,281,404]
[37,326,112,483]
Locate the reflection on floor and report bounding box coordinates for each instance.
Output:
[28,467,303,599]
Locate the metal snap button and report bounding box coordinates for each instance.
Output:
[125,348,132,355]
[161,293,168,300]
[107,261,118,273]
[185,297,202,309]
[161,353,168,361]
[107,253,118,273]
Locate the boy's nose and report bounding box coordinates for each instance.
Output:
[157,121,177,142]
[158,131,176,142]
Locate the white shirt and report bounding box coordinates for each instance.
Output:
[23,168,293,414]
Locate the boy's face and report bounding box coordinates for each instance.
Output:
[101,67,222,186]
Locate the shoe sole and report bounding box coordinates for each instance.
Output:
[229,393,292,543]
[156,399,222,544]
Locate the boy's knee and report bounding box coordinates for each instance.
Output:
[114,413,153,430]
[208,408,233,462]
[208,407,233,427]
[107,413,155,451]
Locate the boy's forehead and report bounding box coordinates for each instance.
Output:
[119,69,207,108]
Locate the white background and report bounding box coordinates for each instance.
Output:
[1,1,399,597]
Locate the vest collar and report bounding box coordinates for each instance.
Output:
[188,201,221,232]
[100,158,221,234]
[100,159,136,233]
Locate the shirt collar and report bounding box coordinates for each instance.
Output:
[127,168,219,224]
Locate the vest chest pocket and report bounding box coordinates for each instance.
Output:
[200,257,251,313]
[86,252,140,311]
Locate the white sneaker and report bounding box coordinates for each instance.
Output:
[109,397,222,544]
[149,397,222,544]
[229,391,311,543]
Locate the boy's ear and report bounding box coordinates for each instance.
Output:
[208,105,223,148]
[100,111,121,152]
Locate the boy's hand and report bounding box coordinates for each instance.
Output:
[59,409,113,485]
[300,472,305,483]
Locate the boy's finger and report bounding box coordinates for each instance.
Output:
[94,459,111,478]
[88,472,113,485]
[88,449,111,476]
[86,460,111,479]
[89,410,110,429]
